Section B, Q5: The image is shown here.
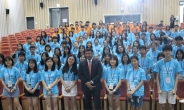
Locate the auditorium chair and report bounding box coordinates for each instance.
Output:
[0,81,3,110]
[120,80,127,110]
[142,81,151,110]
[76,79,84,110]
[176,80,184,110]
[21,82,43,110]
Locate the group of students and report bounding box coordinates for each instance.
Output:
[0,20,184,110]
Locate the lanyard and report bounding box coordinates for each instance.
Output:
[7,69,11,80]
[141,58,145,67]
[152,51,156,59]
[48,71,51,81]
[133,68,139,81]
[110,68,116,83]
[67,71,72,81]
[123,65,127,74]
[164,61,171,76]
[29,72,34,82]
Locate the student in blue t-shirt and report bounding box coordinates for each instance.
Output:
[115,45,126,64]
[38,52,49,72]
[23,37,32,56]
[172,36,184,58]
[53,54,62,70]
[38,39,46,55]
[175,49,184,79]
[45,44,54,57]
[126,56,146,110]
[14,52,28,79]
[154,45,182,110]
[118,53,132,78]
[139,46,153,80]
[60,46,71,64]
[23,59,41,110]
[12,43,25,63]
[60,54,78,110]
[41,57,59,110]
[51,36,60,52]
[103,55,123,110]
[26,46,41,63]
[0,54,5,72]
[0,56,22,110]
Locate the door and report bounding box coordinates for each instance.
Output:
[60,8,69,26]
[49,8,60,28]
[26,17,35,29]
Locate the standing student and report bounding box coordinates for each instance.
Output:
[139,46,153,80]
[41,57,59,110]
[175,49,184,79]
[23,59,41,110]
[15,52,28,79]
[0,54,5,71]
[154,45,182,110]
[78,48,102,110]
[0,56,22,110]
[38,52,49,72]
[60,54,78,110]
[118,53,132,78]
[126,56,146,110]
[103,55,123,110]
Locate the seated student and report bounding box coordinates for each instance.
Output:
[160,32,173,47]
[89,30,95,42]
[103,55,123,110]
[26,46,41,64]
[171,25,180,39]
[77,45,85,60]
[23,37,32,56]
[60,46,71,64]
[74,24,81,34]
[54,47,62,57]
[15,52,28,79]
[154,45,182,110]
[95,31,103,45]
[118,53,132,78]
[141,33,151,47]
[93,38,102,54]
[44,44,54,57]
[101,53,111,69]
[23,59,41,110]
[38,52,49,72]
[0,54,5,71]
[38,39,46,55]
[154,37,163,51]
[84,24,91,36]
[53,54,62,70]
[172,36,184,58]
[51,36,60,52]
[131,33,144,47]
[60,41,67,54]
[71,41,79,57]
[0,56,22,110]
[145,26,154,41]
[91,22,98,35]
[68,31,77,43]
[41,57,59,110]
[48,36,53,46]
[147,42,160,65]
[41,31,48,42]
[78,36,86,47]
[113,39,125,54]
[83,33,90,45]
[153,24,165,38]
[101,46,111,62]
[99,23,108,35]
[12,43,25,63]
[175,49,184,79]
[115,45,126,64]
[52,28,60,37]
[78,26,86,37]
[35,36,41,49]
[126,56,146,110]
[129,46,141,58]
[165,25,172,37]
[139,46,153,80]
[60,54,78,110]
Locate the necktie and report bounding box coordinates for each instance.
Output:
[88,60,92,76]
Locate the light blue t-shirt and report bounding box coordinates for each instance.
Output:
[60,67,78,81]
[126,67,146,96]
[37,62,45,72]
[0,67,21,85]
[146,50,160,66]
[38,45,45,54]
[118,63,132,78]
[51,42,60,52]
[154,59,182,92]
[178,60,184,79]
[41,70,60,95]
[22,71,41,89]
[14,61,28,78]
[26,54,41,63]
[138,56,153,80]
[172,45,184,58]
[103,67,124,86]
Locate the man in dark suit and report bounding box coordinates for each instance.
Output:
[78,48,102,110]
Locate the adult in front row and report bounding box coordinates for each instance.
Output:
[78,48,103,110]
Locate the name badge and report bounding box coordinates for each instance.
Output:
[130,84,135,90]
[166,77,170,84]
[8,81,12,87]
[109,83,114,90]
[28,84,32,89]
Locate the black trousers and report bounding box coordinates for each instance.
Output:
[84,89,101,110]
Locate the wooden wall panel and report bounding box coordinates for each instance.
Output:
[23,0,180,29]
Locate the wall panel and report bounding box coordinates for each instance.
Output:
[23,0,180,29]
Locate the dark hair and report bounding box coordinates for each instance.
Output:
[175,36,183,41]
[48,36,53,42]
[157,52,165,61]
[54,47,62,56]
[26,36,32,40]
[40,39,46,45]
[45,57,55,71]
[78,45,85,58]
[0,54,5,64]
[53,54,61,70]
[4,56,14,67]
[102,46,110,60]
[150,33,156,41]
[160,32,168,44]
[86,41,93,49]
[85,48,93,53]
[63,46,71,57]
[62,54,77,75]
[36,36,41,42]
[121,53,130,64]
[45,44,51,52]
[104,53,112,66]
[176,49,184,60]
[65,37,72,49]
[109,55,118,67]
[139,45,147,50]
[89,30,95,38]
[41,31,47,39]
[30,46,36,49]
[130,56,139,62]
[116,45,126,54]
[162,44,172,52]
[26,59,38,73]
[16,43,24,52]
[18,51,26,57]
[69,31,74,37]
[133,40,140,49]
[40,52,49,65]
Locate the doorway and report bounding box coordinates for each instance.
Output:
[26,17,35,29]
[49,7,69,28]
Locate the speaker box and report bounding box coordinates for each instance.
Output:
[40,2,43,8]
[94,0,97,5]
[6,9,9,14]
